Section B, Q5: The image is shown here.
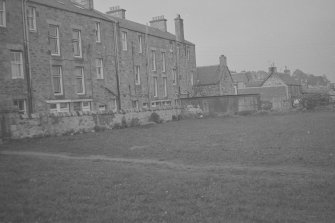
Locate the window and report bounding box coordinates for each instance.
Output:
[52,66,63,95]
[163,77,167,97]
[132,100,138,109]
[82,101,90,111]
[0,0,5,27]
[96,58,103,79]
[95,22,101,43]
[142,102,148,109]
[75,67,85,94]
[27,7,36,31]
[135,65,140,85]
[151,50,156,71]
[153,76,158,97]
[72,29,82,57]
[121,31,127,51]
[172,68,177,85]
[138,35,143,53]
[48,25,60,55]
[190,73,194,86]
[13,99,26,114]
[99,105,106,112]
[187,47,190,60]
[49,103,69,113]
[162,52,166,73]
[11,51,24,79]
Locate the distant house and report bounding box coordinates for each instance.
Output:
[239,66,302,110]
[232,72,249,89]
[193,55,235,97]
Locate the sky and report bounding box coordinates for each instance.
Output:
[94,0,335,81]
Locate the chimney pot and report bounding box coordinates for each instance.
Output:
[175,14,184,42]
[107,5,126,19]
[149,15,167,32]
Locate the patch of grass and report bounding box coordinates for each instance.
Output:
[1,112,335,222]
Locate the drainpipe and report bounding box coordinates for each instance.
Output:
[113,21,121,111]
[22,0,33,117]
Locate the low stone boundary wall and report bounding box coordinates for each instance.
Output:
[6,108,182,140]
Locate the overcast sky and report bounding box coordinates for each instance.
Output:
[94,0,335,81]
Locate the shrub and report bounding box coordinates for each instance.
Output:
[121,116,127,128]
[149,112,162,123]
[261,101,272,111]
[129,117,140,127]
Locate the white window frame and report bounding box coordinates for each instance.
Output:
[153,76,158,97]
[151,50,156,71]
[135,65,140,85]
[163,77,167,97]
[49,103,69,113]
[72,29,82,58]
[11,51,24,79]
[96,58,103,79]
[121,31,127,51]
[48,24,60,56]
[13,99,27,114]
[138,35,143,53]
[172,68,177,85]
[27,6,36,31]
[95,22,101,43]
[99,105,106,112]
[52,65,63,95]
[162,52,166,73]
[190,73,194,86]
[75,67,85,95]
[0,0,6,27]
[82,101,91,112]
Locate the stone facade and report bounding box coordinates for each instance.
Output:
[0,0,196,115]
[194,55,235,97]
[28,0,118,114]
[0,0,28,111]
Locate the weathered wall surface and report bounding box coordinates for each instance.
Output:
[239,86,290,110]
[6,108,182,139]
[0,0,28,111]
[181,94,260,115]
[28,1,118,113]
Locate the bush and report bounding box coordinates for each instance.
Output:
[121,116,127,128]
[261,101,272,111]
[129,117,140,127]
[149,112,162,123]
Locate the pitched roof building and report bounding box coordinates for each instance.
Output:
[0,0,196,114]
[194,55,235,97]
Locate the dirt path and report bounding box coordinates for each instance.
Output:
[0,150,332,177]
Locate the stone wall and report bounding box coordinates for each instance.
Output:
[181,94,260,115]
[6,108,182,140]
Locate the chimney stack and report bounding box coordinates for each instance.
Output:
[150,16,167,32]
[106,6,126,19]
[284,66,291,75]
[219,55,227,67]
[268,66,277,74]
[71,0,94,9]
[175,14,184,43]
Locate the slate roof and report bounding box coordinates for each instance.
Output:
[31,0,115,22]
[195,65,220,85]
[261,72,301,86]
[31,0,195,45]
[108,15,195,45]
[232,72,249,83]
[245,81,264,88]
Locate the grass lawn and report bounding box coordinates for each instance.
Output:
[1,111,335,222]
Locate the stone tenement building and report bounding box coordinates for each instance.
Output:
[0,0,196,115]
